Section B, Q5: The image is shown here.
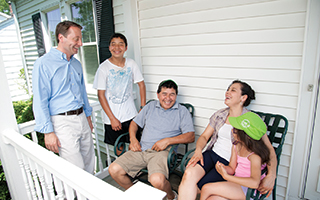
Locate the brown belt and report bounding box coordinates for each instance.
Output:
[58,107,83,116]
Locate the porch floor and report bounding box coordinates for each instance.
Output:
[103,170,201,199]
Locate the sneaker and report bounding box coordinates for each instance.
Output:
[163,190,178,200]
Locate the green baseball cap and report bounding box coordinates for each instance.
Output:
[229,112,267,140]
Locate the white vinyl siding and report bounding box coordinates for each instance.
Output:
[13,0,61,91]
[136,0,307,199]
[0,16,28,101]
[113,0,125,33]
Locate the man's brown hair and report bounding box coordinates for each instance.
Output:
[55,21,82,43]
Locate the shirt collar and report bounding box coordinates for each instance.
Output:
[155,100,179,110]
[51,47,74,61]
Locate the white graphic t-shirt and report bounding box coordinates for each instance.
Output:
[93,58,144,124]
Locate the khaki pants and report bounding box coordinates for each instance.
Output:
[51,112,95,174]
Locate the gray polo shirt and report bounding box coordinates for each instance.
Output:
[134,100,195,151]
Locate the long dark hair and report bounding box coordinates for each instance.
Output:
[235,129,270,165]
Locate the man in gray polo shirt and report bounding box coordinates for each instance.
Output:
[108,80,195,200]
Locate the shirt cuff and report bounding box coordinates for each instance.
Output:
[34,122,54,134]
[84,106,93,117]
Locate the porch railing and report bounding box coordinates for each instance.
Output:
[2,129,122,200]
[4,102,166,199]
[17,102,111,180]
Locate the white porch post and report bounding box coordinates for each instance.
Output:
[0,47,29,198]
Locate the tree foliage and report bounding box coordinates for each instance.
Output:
[72,0,95,43]
[0,0,10,15]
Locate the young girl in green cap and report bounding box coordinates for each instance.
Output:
[200,112,271,200]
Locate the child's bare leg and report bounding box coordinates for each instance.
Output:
[200,182,246,200]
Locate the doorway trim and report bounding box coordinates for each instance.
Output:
[287,0,320,199]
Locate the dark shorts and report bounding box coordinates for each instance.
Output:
[197,150,229,189]
[104,119,141,145]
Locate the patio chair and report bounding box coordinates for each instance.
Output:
[180,111,288,200]
[113,100,195,180]
[245,111,288,200]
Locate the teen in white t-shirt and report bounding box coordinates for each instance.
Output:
[93,33,146,154]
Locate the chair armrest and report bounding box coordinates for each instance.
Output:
[180,148,196,173]
[246,188,268,200]
[167,144,179,173]
[114,132,129,157]
[245,168,269,200]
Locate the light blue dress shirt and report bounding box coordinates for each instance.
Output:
[32,48,92,133]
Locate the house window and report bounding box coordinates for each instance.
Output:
[33,0,114,85]
[71,0,96,43]
[71,0,98,84]
[46,8,61,47]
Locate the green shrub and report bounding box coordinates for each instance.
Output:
[0,161,10,200]
[12,96,34,124]
[12,96,45,147]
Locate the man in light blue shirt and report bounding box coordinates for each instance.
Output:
[109,80,195,200]
[32,21,94,174]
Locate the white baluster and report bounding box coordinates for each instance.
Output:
[100,109,111,167]
[92,111,103,173]
[35,164,50,200]
[21,153,38,199]
[53,175,65,200]
[15,150,32,200]
[29,158,44,200]
[63,182,75,200]
[31,131,38,144]
[43,170,55,200]
[75,191,86,200]
[105,143,111,166]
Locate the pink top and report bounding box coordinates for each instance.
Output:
[234,145,266,180]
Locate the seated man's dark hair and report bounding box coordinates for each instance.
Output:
[109,33,128,47]
[157,80,178,94]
